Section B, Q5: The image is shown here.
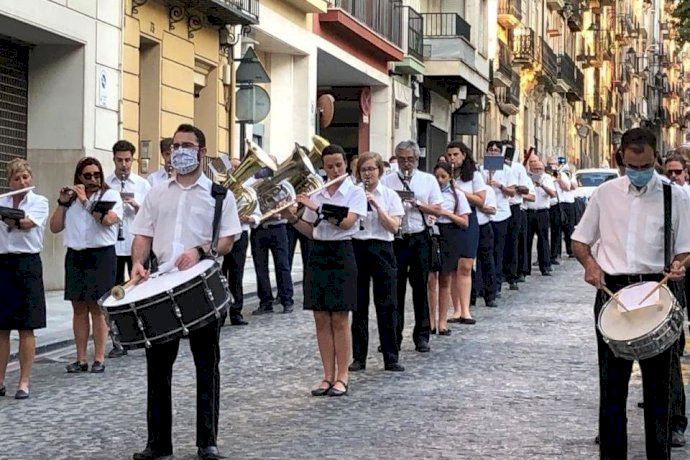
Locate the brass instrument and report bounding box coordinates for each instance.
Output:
[306,135,330,170]
[221,140,279,217]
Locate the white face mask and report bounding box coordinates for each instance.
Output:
[171,147,199,175]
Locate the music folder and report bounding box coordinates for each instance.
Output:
[0,206,25,226]
[396,190,415,201]
[484,156,505,172]
[91,201,116,214]
[318,203,348,225]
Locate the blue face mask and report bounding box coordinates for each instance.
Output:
[625,167,654,188]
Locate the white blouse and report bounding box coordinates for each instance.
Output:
[63,189,124,250]
[105,173,151,257]
[456,170,488,206]
[303,178,368,241]
[0,191,49,254]
[436,184,471,224]
[353,182,405,242]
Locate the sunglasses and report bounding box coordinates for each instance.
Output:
[81,172,102,180]
[667,169,685,176]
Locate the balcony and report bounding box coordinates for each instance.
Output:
[497,76,521,115]
[422,13,470,41]
[602,89,613,115]
[567,67,585,102]
[498,0,523,29]
[513,28,540,69]
[556,53,576,93]
[577,42,602,68]
[166,0,259,26]
[320,0,404,62]
[421,13,474,63]
[540,39,558,83]
[391,6,425,75]
[495,40,513,87]
[565,0,583,32]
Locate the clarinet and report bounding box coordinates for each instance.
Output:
[117,173,125,241]
[360,178,370,231]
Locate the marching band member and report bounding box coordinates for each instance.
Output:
[381,140,443,353]
[349,152,405,372]
[0,160,49,400]
[105,140,151,358]
[427,162,470,335]
[49,157,123,374]
[147,137,174,187]
[572,127,690,458]
[130,124,241,460]
[446,142,486,324]
[524,159,556,277]
[472,184,498,307]
[285,144,367,397]
[545,157,571,266]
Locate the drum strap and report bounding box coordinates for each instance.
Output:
[663,183,672,272]
[210,184,228,258]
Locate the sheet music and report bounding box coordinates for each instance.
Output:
[617,282,660,313]
[156,242,185,275]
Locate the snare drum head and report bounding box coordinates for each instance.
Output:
[102,259,216,307]
[599,284,674,341]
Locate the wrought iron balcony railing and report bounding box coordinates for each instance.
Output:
[407,7,423,61]
[513,28,539,68]
[541,39,558,82]
[498,0,523,28]
[421,12,471,41]
[497,40,513,79]
[331,0,403,47]
[565,0,583,32]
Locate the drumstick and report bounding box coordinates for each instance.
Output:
[110,274,141,301]
[638,253,690,305]
[601,285,630,312]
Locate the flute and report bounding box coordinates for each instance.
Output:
[259,174,348,222]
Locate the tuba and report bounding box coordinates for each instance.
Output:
[307,135,330,170]
[253,143,321,214]
[221,139,278,217]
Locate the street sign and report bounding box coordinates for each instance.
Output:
[236,85,271,123]
[236,47,270,84]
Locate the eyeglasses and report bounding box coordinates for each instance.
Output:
[397,157,417,164]
[81,172,102,180]
[172,142,199,150]
[667,169,685,176]
[360,167,379,173]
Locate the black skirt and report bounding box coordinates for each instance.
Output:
[0,253,46,330]
[457,210,480,259]
[64,246,117,302]
[304,240,357,312]
[435,223,463,273]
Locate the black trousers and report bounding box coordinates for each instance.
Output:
[517,208,530,277]
[561,202,576,256]
[250,224,294,308]
[351,239,399,365]
[491,219,509,292]
[549,205,563,262]
[286,223,311,281]
[526,209,551,274]
[596,275,672,460]
[145,319,222,455]
[116,255,132,286]
[503,204,521,283]
[472,223,496,303]
[393,232,431,348]
[670,279,688,434]
[222,231,249,319]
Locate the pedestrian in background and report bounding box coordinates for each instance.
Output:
[147,137,174,187]
[0,159,49,399]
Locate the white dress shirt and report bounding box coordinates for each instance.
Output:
[436,184,471,224]
[456,170,488,206]
[354,182,404,242]
[105,173,151,256]
[509,162,531,206]
[0,191,49,254]
[480,164,515,222]
[302,177,368,241]
[381,169,444,234]
[572,173,690,275]
[477,186,497,226]
[252,179,296,226]
[132,174,242,266]
[147,168,172,188]
[524,174,554,210]
[683,183,690,200]
[63,189,124,250]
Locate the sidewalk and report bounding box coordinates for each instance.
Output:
[9,252,304,360]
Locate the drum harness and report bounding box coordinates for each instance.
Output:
[209,183,228,259]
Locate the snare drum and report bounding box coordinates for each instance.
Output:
[598,283,684,361]
[99,259,230,349]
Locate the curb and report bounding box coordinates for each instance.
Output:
[9,281,303,362]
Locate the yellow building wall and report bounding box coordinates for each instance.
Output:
[122,0,231,173]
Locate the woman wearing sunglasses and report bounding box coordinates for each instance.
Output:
[50,157,123,374]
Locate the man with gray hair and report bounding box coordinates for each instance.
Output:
[381,140,443,353]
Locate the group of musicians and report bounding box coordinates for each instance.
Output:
[2,123,690,458]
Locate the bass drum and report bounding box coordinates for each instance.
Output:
[99,259,230,349]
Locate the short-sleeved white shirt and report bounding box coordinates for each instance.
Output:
[354,182,404,242]
[477,186,497,226]
[437,184,471,224]
[105,173,151,256]
[0,191,49,254]
[302,177,367,241]
[524,174,554,210]
[480,164,515,222]
[381,169,443,234]
[63,189,124,250]
[147,168,172,188]
[131,174,241,265]
[509,162,532,206]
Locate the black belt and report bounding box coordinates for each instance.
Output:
[401,230,425,238]
[260,222,286,229]
[604,273,664,286]
[526,208,549,213]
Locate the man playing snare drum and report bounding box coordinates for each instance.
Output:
[130,124,241,460]
[572,127,690,459]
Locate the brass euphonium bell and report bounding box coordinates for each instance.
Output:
[222,139,279,217]
[307,135,330,170]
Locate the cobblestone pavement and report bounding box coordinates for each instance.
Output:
[1,258,689,459]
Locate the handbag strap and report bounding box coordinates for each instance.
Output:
[210,183,228,257]
[663,182,672,272]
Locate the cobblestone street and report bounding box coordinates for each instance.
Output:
[1,258,689,459]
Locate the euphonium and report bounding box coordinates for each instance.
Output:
[221,139,278,217]
[307,135,330,170]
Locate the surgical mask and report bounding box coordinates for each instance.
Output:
[626,167,654,188]
[171,147,199,175]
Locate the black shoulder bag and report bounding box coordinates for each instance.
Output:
[210,183,228,258]
[399,174,442,271]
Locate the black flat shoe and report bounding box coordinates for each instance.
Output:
[0,385,5,396]
[384,363,405,372]
[66,361,88,373]
[415,342,430,353]
[133,447,173,460]
[311,380,333,397]
[91,361,105,373]
[14,389,29,400]
[327,380,348,397]
[348,361,366,372]
[509,283,519,291]
[460,318,476,325]
[282,304,294,314]
[438,329,452,336]
[230,317,248,326]
[108,347,127,358]
[198,445,224,459]
[447,317,462,323]
[430,329,437,334]
[252,306,274,316]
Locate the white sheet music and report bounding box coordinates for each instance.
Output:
[617,282,660,313]
[156,242,184,275]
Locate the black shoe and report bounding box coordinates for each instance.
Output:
[460,317,477,325]
[14,389,29,400]
[594,435,599,445]
[431,329,437,334]
[518,275,526,283]
[348,361,366,372]
[637,401,645,408]
[108,347,127,358]
[252,305,274,316]
[438,329,452,336]
[198,446,224,459]
[133,447,172,460]
[66,361,88,373]
[327,380,348,396]
[415,341,430,353]
[672,430,686,447]
[551,260,560,265]
[509,283,519,291]
[311,380,332,396]
[0,385,5,396]
[541,271,552,277]
[447,317,462,323]
[384,363,405,372]
[282,304,294,314]
[230,317,248,326]
[91,361,105,373]
[485,300,497,308]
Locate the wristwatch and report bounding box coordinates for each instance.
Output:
[195,246,206,260]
